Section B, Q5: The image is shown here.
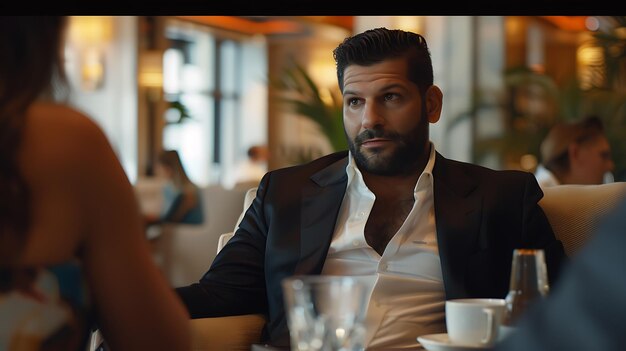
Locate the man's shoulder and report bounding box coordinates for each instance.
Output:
[440,155,530,175]
[269,151,348,176]
[437,154,535,186]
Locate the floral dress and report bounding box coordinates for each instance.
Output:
[0,260,94,351]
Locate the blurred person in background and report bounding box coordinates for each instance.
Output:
[224,144,270,190]
[145,149,204,226]
[535,115,614,187]
[0,16,190,351]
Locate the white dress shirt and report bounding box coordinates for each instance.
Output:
[321,143,445,350]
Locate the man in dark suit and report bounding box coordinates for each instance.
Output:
[176,27,566,349]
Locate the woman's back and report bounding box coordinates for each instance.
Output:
[0,102,190,350]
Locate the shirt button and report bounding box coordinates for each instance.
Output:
[357,211,365,218]
[380,263,388,270]
[352,240,360,247]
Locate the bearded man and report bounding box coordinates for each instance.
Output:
[176,27,566,350]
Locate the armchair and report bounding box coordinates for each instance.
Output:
[191,186,265,350]
[539,182,626,256]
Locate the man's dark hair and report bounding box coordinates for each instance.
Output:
[333,27,433,94]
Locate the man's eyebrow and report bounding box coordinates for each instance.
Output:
[343,84,408,96]
[379,83,407,91]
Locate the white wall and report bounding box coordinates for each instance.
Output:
[220,34,269,188]
[65,16,139,182]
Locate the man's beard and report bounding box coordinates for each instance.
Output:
[347,119,429,176]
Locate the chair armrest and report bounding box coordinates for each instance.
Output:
[217,232,235,254]
[190,314,266,351]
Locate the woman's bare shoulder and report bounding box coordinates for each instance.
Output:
[24,103,112,161]
[19,102,121,192]
[28,102,105,136]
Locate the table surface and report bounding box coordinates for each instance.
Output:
[250,344,427,351]
[251,344,288,351]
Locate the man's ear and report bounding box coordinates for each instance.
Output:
[568,142,582,164]
[426,85,443,124]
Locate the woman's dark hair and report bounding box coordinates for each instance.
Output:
[0,16,68,266]
[333,27,434,94]
[158,150,195,189]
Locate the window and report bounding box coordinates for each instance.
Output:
[160,19,265,186]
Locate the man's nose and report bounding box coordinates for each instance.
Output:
[361,102,385,130]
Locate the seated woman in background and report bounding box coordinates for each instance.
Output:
[535,115,615,187]
[0,16,190,351]
[145,150,204,226]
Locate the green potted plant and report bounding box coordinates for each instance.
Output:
[272,58,346,164]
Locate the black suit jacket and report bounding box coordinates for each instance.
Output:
[177,151,566,346]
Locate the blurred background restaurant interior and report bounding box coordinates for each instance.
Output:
[60,15,626,285]
[65,15,626,186]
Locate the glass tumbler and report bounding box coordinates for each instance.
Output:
[282,275,368,351]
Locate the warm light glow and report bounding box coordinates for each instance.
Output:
[395,16,422,34]
[540,16,588,32]
[139,51,164,88]
[530,64,545,74]
[81,48,104,91]
[578,46,603,64]
[69,16,113,45]
[615,27,626,39]
[174,16,303,35]
[308,59,340,108]
[577,43,605,90]
[506,17,525,42]
[68,16,113,91]
[308,61,337,91]
[520,154,538,171]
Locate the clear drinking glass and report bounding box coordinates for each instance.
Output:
[501,249,549,336]
[281,275,368,351]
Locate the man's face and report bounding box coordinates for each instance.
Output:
[341,57,437,176]
[572,136,614,184]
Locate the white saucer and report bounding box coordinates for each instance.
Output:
[417,333,492,351]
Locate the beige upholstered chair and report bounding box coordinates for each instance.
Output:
[148,185,254,287]
[216,187,258,253]
[192,186,265,350]
[539,182,626,257]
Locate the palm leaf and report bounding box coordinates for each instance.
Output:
[273,58,347,153]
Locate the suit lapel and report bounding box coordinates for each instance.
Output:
[294,156,348,275]
[433,153,483,299]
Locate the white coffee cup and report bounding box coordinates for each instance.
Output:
[445,298,506,347]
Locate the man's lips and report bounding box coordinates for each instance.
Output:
[360,138,392,148]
